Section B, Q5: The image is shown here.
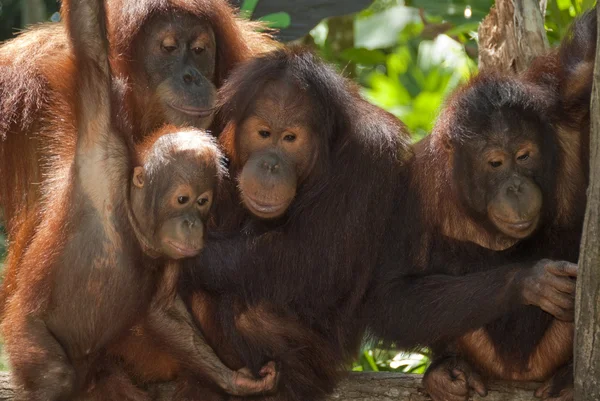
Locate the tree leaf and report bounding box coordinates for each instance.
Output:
[258,12,291,29]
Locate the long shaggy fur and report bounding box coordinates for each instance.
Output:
[179,46,412,401]
[0,0,274,318]
[366,9,593,389]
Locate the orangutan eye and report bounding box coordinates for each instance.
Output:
[489,160,502,168]
[192,46,205,55]
[197,197,209,206]
[517,152,530,161]
[177,196,189,205]
[162,44,177,53]
[258,130,271,138]
[283,134,296,142]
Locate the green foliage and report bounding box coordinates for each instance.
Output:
[306,0,594,141]
[546,0,597,44]
[360,23,476,140]
[352,347,430,373]
[410,0,493,25]
[240,0,291,29]
[310,2,481,140]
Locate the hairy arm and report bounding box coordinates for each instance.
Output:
[65,0,111,152]
[65,0,126,210]
[367,263,526,348]
[366,241,577,348]
[146,296,278,396]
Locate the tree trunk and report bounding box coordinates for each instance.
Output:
[477,0,548,73]
[573,5,600,400]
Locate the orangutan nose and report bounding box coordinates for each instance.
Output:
[261,154,281,174]
[507,177,524,194]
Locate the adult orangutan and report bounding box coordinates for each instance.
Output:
[367,10,595,400]
[0,0,275,315]
[1,0,277,399]
[0,0,273,235]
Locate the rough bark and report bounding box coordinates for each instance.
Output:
[573,5,600,400]
[477,0,548,73]
[0,372,541,400]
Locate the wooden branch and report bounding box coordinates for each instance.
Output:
[573,4,600,401]
[324,373,539,401]
[0,372,541,400]
[477,0,549,73]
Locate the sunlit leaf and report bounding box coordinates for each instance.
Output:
[556,0,574,10]
[390,352,429,371]
[364,350,379,371]
[310,20,329,47]
[355,5,421,49]
[258,12,291,29]
[239,0,259,18]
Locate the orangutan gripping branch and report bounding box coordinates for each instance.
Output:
[366,45,588,401]
[174,47,413,401]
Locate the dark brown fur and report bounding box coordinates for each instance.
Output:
[186,48,411,401]
[367,59,588,401]
[109,47,412,401]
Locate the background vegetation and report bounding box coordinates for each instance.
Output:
[0,0,594,373]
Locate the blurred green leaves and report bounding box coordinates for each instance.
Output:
[352,347,430,373]
[307,0,594,141]
[410,0,492,25]
[546,0,596,43]
[310,3,479,140]
[240,0,292,29]
[362,24,476,140]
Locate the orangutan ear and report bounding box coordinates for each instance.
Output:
[133,166,145,189]
[441,135,454,153]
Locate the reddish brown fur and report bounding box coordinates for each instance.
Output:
[426,71,587,246]
[437,13,595,385]
[0,0,283,399]
[525,55,589,227]
[179,47,411,401]
[456,321,573,381]
[0,0,275,318]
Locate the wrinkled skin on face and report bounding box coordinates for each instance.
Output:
[131,132,220,259]
[235,81,318,219]
[134,12,217,130]
[453,108,551,240]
